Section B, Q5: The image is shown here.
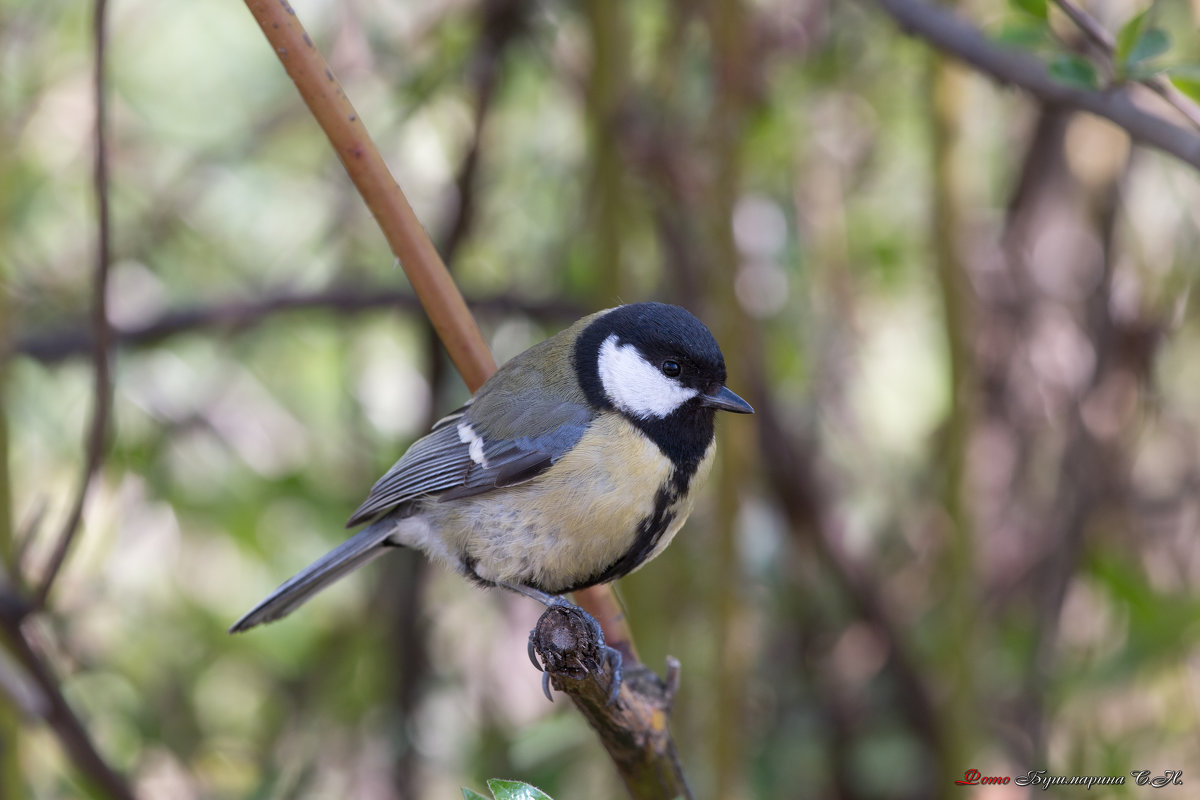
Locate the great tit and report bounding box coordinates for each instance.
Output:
[230,302,753,643]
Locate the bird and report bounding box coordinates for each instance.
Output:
[230,302,752,693]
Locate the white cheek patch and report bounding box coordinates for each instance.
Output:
[597,334,699,419]
[457,421,488,467]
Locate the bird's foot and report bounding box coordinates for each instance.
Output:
[522,595,622,706]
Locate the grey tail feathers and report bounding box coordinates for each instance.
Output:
[229,520,396,633]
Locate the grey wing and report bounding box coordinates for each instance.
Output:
[345,407,473,526]
[345,400,593,527]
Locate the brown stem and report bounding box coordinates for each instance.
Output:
[242,0,640,654]
[243,0,496,391]
[33,0,114,609]
[583,0,629,298]
[753,390,950,790]
[241,0,663,788]
[0,593,134,799]
[705,1,757,794]
[15,288,584,365]
[530,606,689,799]
[929,44,976,782]
[871,0,1200,170]
[1051,0,1200,131]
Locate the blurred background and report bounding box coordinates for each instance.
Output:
[3,0,1200,797]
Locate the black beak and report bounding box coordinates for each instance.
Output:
[701,385,754,414]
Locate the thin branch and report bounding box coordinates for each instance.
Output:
[240,1,665,789]
[436,0,528,266]
[753,390,950,783]
[14,287,583,365]
[33,0,114,609]
[929,46,977,775]
[705,0,756,794]
[243,0,496,390]
[530,606,690,799]
[1051,0,1200,131]
[0,590,134,800]
[1002,110,1129,766]
[393,4,526,792]
[871,0,1200,171]
[1051,0,1113,52]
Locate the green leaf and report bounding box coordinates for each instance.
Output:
[486,779,555,800]
[1166,64,1200,103]
[992,20,1054,51]
[1048,53,1100,89]
[1009,0,1048,20]
[462,790,491,800]
[1126,28,1171,67]
[1114,9,1150,65]
[1086,549,1200,679]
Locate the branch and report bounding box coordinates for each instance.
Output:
[530,606,690,799]
[871,0,1200,171]
[1051,0,1200,131]
[0,589,134,799]
[33,0,115,608]
[436,0,528,268]
[13,286,583,365]
[753,390,951,778]
[243,0,496,390]
[240,0,662,789]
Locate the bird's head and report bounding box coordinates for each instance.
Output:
[575,302,753,423]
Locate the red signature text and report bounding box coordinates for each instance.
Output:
[956,769,1011,786]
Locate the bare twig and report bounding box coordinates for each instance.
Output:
[530,606,690,799]
[0,591,134,800]
[33,0,114,609]
[243,0,496,390]
[392,3,527,793]
[242,0,643,658]
[436,0,528,266]
[14,286,583,365]
[1051,0,1200,131]
[705,1,756,794]
[929,46,977,777]
[1002,108,1130,766]
[871,0,1200,170]
[240,1,670,791]
[1051,0,1113,53]
[753,391,950,785]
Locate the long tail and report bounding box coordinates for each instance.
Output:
[229,520,396,633]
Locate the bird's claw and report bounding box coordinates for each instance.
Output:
[527,598,623,705]
[527,634,544,672]
[561,600,621,705]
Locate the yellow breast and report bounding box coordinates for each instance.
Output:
[431,413,694,592]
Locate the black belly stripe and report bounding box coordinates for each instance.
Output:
[546,466,693,594]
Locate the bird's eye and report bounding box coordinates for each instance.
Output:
[661,360,681,378]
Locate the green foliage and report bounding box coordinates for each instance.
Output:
[1008,0,1048,21]
[1085,548,1200,679]
[996,2,1191,90]
[463,779,555,800]
[1048,53,1100,89]
[1114,8,1153,67]
[1114,9,1172,81]
[1124,28,1170,70]
[1167,65,1200,102]
[991,20,1053,52]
